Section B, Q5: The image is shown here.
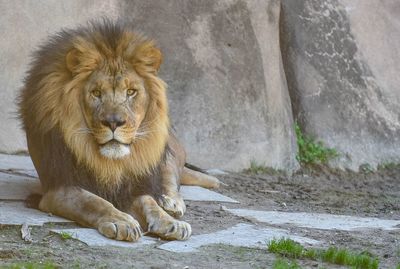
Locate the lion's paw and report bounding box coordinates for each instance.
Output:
[97,213,142,242]
[148,218,191,241]
[157,194,186,218]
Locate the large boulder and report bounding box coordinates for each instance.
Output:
[0,0,298,171]
[281,0,400,170]
[119,0,298,171]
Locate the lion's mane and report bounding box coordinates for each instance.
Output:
[19,21,169,187]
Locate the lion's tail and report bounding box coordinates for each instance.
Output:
[181,164,222,189]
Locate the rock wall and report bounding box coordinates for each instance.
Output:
[118,0,298,171]
[1,0,400,171]
[280,0,400,170]
[0,0,298,171]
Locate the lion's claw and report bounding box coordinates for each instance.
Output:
[157,194,186,218]
[148,218,191,241]
[98,214,142,242]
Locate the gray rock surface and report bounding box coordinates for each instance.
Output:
[227,209,400,231]
[0,172,41,200]
[0,201,72,225]
[2,0,400,171]
[0,0,298,172]
[52,224,320,252]
[158,223,320,253]
[0,153,37,177]
[51,228,157,248]
[140,0,296,171]
[180,186,239,203]
[280,0,400,170]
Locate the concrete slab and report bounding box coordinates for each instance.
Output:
[0,172,41,200]
[0,154,37,177]
[206,169,228,175]
[226,209,400,231]
[158,223,320,253]
[51,228,157,248]
[180,186,239,203]
[0,173,237,204]
[0,201,72,226]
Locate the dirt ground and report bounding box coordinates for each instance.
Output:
[0,165,399,269]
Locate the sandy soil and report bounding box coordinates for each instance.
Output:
[0,166,399,269]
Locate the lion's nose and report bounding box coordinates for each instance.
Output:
[101,114,126,132]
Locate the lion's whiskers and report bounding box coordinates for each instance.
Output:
[136,130,149,136]
[133,136,147,142]
[137,118,158,130]
[134,131,149,141]
[74,128,93,136]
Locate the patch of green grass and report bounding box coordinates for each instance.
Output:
[268,238,304,259]
[359,163,374,173]
[243,160,282,175]
[377,162,400,170]
[58,231,73,240]
[272,258,302,269]
[268,238,379,269]
[295,123,338,165]
[396,262,400,269]
[71,261,81,269]
[3,262,57,269]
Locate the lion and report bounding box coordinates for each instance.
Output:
[18,20,220,242]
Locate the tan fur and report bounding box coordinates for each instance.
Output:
[130,195,191,240]
[21,28,169,186]
[39,187,142,241]
[19,21,219,242]
[181,168,221,189]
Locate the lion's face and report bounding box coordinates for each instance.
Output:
[82,67,149,159]
[21,26,170,180]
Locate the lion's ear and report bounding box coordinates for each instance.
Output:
[65,49,80,73]
[133,44,162,74]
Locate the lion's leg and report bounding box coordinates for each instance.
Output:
[158,153,186,218]
[131,195,191,240]
[180,167,221,189]
[39,186,142,242]
[157,134,187,218]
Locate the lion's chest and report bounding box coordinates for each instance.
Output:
[77,168,163,210]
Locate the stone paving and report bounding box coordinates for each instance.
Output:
[157,223,320,253]
[226,208,400,231]
[50,228,158,248]
[0,154,37,178]
[0,172,41,200]
[0,201,72,226]
[1,154,399,253]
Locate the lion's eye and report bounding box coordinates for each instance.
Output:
[127,89,137,97]
[91,90,101,98]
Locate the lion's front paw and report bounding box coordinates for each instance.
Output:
[97,213,142,242]
[157,194,186,218]
[148,218,191,241]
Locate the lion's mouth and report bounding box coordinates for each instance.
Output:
[99,140,131,159]
[100,139,130,146]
